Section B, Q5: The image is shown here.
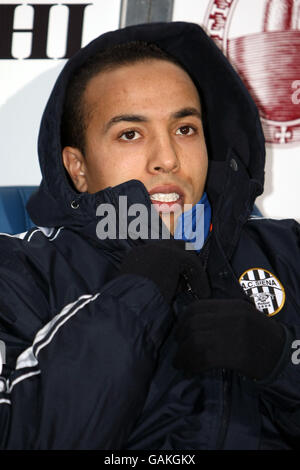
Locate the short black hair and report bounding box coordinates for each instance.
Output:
[61,41,187,154]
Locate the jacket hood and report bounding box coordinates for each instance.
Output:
[27,21,265,258]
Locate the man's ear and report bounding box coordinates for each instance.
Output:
[62,146,88,192]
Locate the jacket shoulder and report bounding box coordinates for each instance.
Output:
[245,217,300,244]
[242,217,300,268]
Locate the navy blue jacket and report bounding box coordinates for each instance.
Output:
[0,22,300,450]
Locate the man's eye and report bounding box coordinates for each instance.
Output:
[176,126,195,136]
[119,130,140,141]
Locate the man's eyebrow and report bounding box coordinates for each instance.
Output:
[104,107,202,132]
[171,107,202,120]
[105,114,148,132]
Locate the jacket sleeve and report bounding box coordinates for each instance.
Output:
[255,323,300,448]
[0,260,172,449]
[255,222,300,448]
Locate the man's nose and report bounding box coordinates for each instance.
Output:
[147,133,180,174]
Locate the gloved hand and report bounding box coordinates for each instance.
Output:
[173,298,287,381]
[119,239,211,304]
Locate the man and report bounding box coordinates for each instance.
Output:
[0,21,299,450]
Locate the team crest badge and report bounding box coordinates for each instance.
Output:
[239,268,285,316]
[204,0,300,146]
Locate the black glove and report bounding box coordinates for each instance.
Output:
[173,298,287,381]
[119,239,211,304]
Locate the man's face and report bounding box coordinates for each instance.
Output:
[62,59,208,233]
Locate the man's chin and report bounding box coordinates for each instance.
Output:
[159,211,181,236]
[151,199,197,236]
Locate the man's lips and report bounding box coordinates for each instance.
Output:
[148,185,184,212]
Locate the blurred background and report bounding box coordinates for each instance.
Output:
[0,0,299,221]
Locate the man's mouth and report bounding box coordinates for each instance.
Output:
[150,192,180,203]
[148,186,184,212]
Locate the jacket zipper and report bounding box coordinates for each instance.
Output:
[180,274,232,449]
[181,273,201,301]
[216,368,231,449]
[181,246,232,449]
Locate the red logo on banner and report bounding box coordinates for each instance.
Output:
[204,0,300,146]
